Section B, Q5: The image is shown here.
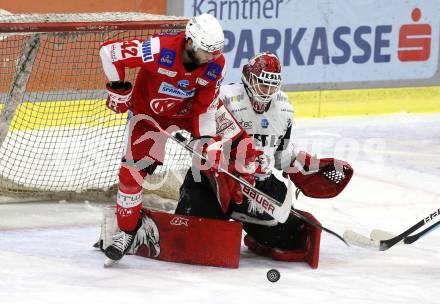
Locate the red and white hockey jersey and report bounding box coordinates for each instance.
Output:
[100,32,225,137]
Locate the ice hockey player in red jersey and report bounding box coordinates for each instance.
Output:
[99,13,227,264]
[175,52,353,268]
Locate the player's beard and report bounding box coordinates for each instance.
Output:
[186,48,202,68]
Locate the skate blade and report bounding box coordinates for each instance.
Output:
[104,258,120,268]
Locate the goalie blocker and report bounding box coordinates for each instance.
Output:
[96,206,321,269]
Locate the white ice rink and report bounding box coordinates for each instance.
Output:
[1,113,439,304]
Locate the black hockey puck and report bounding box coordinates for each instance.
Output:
[266,269,280,282]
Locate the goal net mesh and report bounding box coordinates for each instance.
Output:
[0,12,192,202]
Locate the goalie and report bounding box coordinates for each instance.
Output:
[175,52,353,268]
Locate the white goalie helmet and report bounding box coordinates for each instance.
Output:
[185,13,224,56]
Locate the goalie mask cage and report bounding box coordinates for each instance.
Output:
[0,13,192,202]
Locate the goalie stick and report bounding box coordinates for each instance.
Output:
[344,208,440,250]
[136,115,348,246]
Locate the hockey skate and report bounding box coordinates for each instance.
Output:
[104,230,135,267]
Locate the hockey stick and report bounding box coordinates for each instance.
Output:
[139,116,348,246]
[344,208,440,250]
[403,220,440,244]
[370,220,440,246]
[378,208,440,250]
[377,218,425,250]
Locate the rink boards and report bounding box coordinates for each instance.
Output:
[1,86,440,132]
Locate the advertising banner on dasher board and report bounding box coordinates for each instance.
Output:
[183,0,440,85]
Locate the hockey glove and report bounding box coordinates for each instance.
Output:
[199,136,261,209]
[285,151,353,199]
[203,136,225,172]
[200,136,262,175]
[229,137,263,178]
[223,137,263,204]
[106,81,133,114]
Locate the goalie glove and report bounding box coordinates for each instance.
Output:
[284,151,353,199]
[106,81,133,114]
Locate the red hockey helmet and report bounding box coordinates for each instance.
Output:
[242,52,282,113]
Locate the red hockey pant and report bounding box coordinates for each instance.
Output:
[116,114,194,232]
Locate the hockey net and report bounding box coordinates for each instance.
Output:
[0,12,192,203]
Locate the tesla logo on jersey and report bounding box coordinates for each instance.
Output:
[158,48,176,67]
[252,133,283,148]
[151,97,182,114]
[398,8,432,62]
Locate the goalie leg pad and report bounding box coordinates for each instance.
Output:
[243,209,321,269]
[99,207,243,268]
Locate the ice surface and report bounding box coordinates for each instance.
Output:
[1,113,439,304]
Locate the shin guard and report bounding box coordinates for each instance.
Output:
[116,165,145,232]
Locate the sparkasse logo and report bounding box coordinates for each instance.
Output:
[398,8,432,62]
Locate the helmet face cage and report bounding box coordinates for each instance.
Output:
[242,52,282,113]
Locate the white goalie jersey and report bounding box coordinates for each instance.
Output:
[219,83,296,180]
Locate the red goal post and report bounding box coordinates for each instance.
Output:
[0,12,191,203]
